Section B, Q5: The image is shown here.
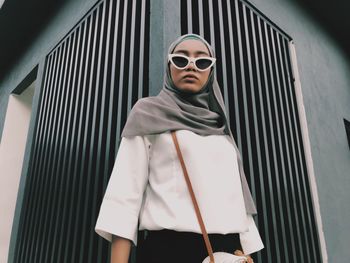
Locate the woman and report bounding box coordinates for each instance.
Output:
[95,33,264,263]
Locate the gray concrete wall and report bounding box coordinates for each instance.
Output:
[0,82,35,263]
[149,0,181,96]
[0,0,100,144]
[249,0,350,262]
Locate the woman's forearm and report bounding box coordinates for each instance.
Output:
[111,235,131,263]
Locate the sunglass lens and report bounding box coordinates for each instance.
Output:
[196,58,212,70]
[172,56,188,68]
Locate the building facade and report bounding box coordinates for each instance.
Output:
[1,0,349,262]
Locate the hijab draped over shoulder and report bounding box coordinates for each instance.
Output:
[121,33,257,215]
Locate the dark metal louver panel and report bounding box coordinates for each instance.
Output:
[181,0,322,262]
[13,0,150,262]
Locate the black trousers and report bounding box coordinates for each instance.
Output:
[135,229,242,263]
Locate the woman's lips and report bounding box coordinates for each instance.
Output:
[183,75,198,81]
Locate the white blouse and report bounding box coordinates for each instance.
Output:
[95,129,264,255]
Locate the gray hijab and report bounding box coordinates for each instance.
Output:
[121,33,257,215]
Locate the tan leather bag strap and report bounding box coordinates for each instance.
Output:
[171,131,215,263]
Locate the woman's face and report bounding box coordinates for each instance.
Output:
[169,39,212,93]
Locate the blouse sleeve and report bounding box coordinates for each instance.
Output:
[95,135,150,246]
[239,214,265,255]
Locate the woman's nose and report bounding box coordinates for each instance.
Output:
[186,61,196,71]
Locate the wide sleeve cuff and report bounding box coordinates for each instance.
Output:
[94,135,151,246]
[239,215,265,255]
[95,198,139,246]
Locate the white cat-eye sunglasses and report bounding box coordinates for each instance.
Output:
[168,54,216,72]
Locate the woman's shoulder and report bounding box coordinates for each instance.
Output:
[175,129,230,139]
[132,96,157,109]
[122,129,230,148]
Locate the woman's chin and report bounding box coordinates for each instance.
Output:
[178,83,202,93]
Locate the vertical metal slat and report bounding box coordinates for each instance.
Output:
[249,12,272,262]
